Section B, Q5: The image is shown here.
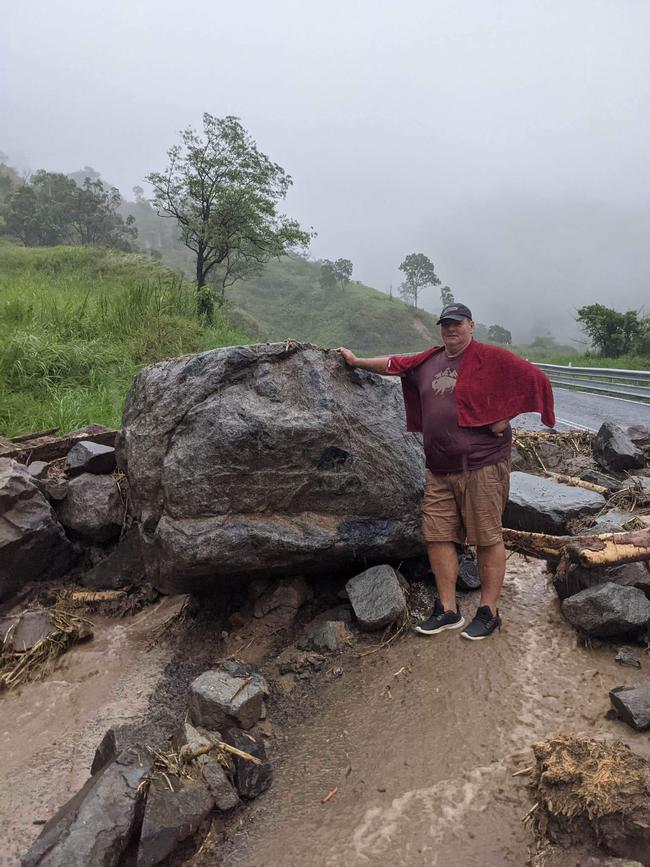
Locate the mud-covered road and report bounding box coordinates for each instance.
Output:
[223,557,650,867]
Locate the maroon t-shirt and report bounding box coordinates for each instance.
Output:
[406,349,512,474]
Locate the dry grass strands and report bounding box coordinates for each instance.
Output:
[513,430,593,471]
[0,608,93,691]
[531,735,650,825]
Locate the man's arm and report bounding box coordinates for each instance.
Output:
[337,347,391,374]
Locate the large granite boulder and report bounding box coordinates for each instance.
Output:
[561,583,650,639]
[593,422,646,474]
[503,471,606,535]
[0,459,74,602]
[117,343,425,593]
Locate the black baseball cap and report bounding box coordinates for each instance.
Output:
[437,302,472,324]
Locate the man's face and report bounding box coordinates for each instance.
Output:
[440,317,474,354]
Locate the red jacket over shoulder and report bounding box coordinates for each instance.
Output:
[386,341,555,432]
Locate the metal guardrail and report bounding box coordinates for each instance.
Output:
[534,362,650,404]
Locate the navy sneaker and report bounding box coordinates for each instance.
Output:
[415,599,465,635]
[461,605,502,640]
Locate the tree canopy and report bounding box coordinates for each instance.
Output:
[147,113,312,317]
[487,324,512,344]
[576,303,647,357]
[398,253,440,308]
[319,257,353,290]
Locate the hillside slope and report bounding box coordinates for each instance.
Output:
[0,244,249,436]
[227,255,441,356]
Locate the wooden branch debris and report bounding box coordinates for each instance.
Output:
[0,423,117,464]
[504,527,650,569]
[542,471,607,495]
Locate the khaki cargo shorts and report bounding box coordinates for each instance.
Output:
[421,460,511,547]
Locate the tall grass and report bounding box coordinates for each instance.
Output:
[0,244,249,436]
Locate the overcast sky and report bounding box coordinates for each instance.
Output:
[2,0,649,341]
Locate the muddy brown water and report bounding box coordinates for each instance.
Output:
[221,558,650,867]
[0,596,187,867]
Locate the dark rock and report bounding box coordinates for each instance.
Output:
[615,649,641,668]
[189,668,269,731]
[0,458,74,602]
[622,475,650,500]
[627,424,650,447]
[26,460,48,479]
[346,564,407,631]
[593,422,645,474]
[37,477,68,502]
[578,468,621,492]
[298,619,352,652]
[561,582,650,639]
[65,440,117,477]
[252,576,313,628]
[80,526,144,590]
[457,554,481,591]
[610,683,650,730]
[2,609,53,651]
[554,562,650,601]
[137,777,214,866]
[117,344,424,593]
[222,729,272,799]
[56,473,123,542]
[172,719,213,758]
[503,472,605,535]
[198,757,240,811]
[588,508,636,533]
[91,727,137,776]
[22,747,151,867]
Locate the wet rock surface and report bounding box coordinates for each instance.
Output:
[593,422,646,474]
[1,609,54,652]
[65,441,117,477]
[554,562,650,601]
[561,582,650,639]
[55,473,123,542]
[610,683,650,731]
[199,756,240,811]
[137,777,214,866]
[504,471,605,534]
[298,619,352,652]
[117,343,424,593]
[222,729,272,799]
[22,747,151,867]
[0,458,74,601]
[79,526,144,590]
[189,667,269,730]
[345,564,407,631]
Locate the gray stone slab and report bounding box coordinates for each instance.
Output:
[503,471,606,534]
[189,668,269,731]
[346,564,407,631]
[562,582,650,639]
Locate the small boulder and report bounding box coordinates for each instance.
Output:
[26,460,48,479]
[137,777,214,866]
[56,473,123,542]
[627,424,650,447]
[189,667,269,731]
[298,619,352,652]
[0,458,74,602]
[198,756,240,811]
[610,683,650,731]
[222,729,272,799]
[588,509,636,533]
[593,422,645,474]
[65,441,117,477]
[561,582,650,639]
[345,564,407,631]
[2,609,53,652]
[22,747,151,867]
[578,468,621,492]
[504,472,605,535]
[554,562,650,601]
[615,649,641,669]
[37,477,68,502]
[173,719,213,760]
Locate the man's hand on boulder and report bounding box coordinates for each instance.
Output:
[337,347,358,366]
[489,419,510,436]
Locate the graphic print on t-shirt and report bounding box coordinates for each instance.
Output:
[431,366,457,396]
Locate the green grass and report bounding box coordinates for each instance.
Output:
[515,350,650,370]
[0,244,249,436]
[227,255,441,356]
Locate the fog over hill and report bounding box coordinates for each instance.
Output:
[2,0,649,345]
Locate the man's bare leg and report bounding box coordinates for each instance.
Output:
[476,541,506,613]
[426,541,459,611]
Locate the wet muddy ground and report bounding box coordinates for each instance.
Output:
[2,557,650,867]
[218,557,650,867]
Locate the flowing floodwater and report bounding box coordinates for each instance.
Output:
[223,557,650,867]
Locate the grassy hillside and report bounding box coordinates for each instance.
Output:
[227,255,441,355]
[0,244,248,437]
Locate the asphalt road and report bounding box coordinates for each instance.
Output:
[516,386,650,432]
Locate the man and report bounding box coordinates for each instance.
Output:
[338,302,554,640]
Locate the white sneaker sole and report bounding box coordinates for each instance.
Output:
[415,617,465,635]
[460,628,499,641]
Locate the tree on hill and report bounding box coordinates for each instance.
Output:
[147,113,311,319]
[398,253,440,309]
[319,257,353,290]
[576,303,644,357]
[487,324,512,344]
[3,170,136,250]
[440,285,454,306]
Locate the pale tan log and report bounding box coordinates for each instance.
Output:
[503,527,650,568]
[542,471,607,495]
